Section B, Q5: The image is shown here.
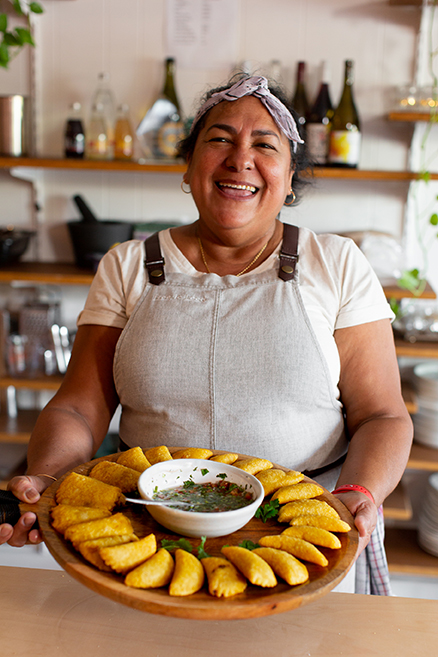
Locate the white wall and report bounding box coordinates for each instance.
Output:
[0,0,428,287]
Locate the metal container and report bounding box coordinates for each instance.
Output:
[0,95,30,156]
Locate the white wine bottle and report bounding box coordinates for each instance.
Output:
[291,61,309,134]
[306,61,333,166]
[328,60,361,168]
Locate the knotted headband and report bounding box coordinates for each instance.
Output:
[190,76,304,152]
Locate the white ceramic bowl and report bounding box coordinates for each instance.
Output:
[137,459,264,538]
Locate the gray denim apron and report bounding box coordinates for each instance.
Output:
[113,224,348,491]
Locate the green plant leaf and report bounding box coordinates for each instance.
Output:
[238,539,260,550]
[14,27,35,46]
[419,171,431,183]
[0,41,9,67]
[197,536,210,559]
[389,297,400,317]
[255,498,280,522]
[430,213,438,226]
[0,14,7,32]
[29,2,44,14]
[12,0,24,16]
[4,32,20,46]
[161,538,193,553]
[398,268,423,293]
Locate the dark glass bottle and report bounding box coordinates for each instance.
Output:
[64,102,85,159]
[328,60,361,168]
[306,61,333,166]
[291,61,309,134]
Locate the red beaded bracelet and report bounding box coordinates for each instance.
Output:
[331,484,375,504]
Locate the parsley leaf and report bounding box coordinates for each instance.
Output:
[216,473,227,480]
[255,498,280,522]
[201,468,209,476]
[238,539,260,550]
[197,536,211,559]
[183,479,195,488]
[161,538,193,553]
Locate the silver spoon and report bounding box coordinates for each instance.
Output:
[123,496,192,509]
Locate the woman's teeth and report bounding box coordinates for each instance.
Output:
[218,183,257,193]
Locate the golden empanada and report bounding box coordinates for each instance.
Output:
[64,512,134,550]
[289,515,351,533]
[172,448,213,460]
[116,447,151,472]
[209,452,239,465]
[255,469,304,497]
[201,557,247,598]
[125,548,174,589]
[259,534,328,567]
[278,499,339,523]
[252,547,309,585]
[144,445,173,464]
[55,472,122,511]
[99,533,157,574]
[282,526,342,549]
[271,481,324,504]
[78,535,137,571]
[51,504,111,535]
[232,458,273,476]
[221,546,277,587]
[89,460,140,494]
[169,548,205,596]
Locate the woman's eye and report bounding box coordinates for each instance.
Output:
[257,142,276,150]
[208,137,229,143]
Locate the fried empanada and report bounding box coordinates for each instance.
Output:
[55,472,122,511]
[259,534,328,567]
[168,548,205,596]
[144,445,173,464]
[99,533,157,574]
[51,504,111,535]
[271,481,324,504]
[209,452,239,465]
[221,546,277,587]
[232,458,273,476]
[282,526,342,549]
[289,515,351,532]
[78,534,138,571]
[278,499,339,523]
[89,461,140,494]
[255,469,304,497]
[64,512,134,550]
[125,548,174,589]
[252,547,309,585]
[171,447,213,460]
[116,447,151,472]
[201,557,247,598]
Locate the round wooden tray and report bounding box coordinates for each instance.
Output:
[37,449,358,620]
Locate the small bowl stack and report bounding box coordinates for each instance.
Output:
[412,363,438,448]
[418,473,438,557]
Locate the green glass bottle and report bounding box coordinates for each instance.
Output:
[328,60,361,168]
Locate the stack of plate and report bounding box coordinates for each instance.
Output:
[418,473,438,557]
[412,363,438,448]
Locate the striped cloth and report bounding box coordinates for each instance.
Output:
[355,505,392,595]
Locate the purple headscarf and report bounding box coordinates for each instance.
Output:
[190,76,304,152]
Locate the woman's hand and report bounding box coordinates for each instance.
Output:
[0,475,49,547]
[333,490,377,557]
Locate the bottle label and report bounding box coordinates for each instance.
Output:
[157,120,185,158]
[329,130,361,166]
[306,123,330,164]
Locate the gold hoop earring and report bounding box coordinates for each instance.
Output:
[284,189,296,206]
[181,180,191,194]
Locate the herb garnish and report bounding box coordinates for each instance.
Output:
[183,479,195,488]
[255,498,280,522]
[238,539,260,550]
[161,538,193,553]
[201,468,209,476]
[216,473,227,480]
[197,536,211,559]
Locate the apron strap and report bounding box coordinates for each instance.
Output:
[279,223,299,281]
[144,232,165,285]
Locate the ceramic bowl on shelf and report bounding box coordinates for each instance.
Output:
[137,459,264,538]
[0,227,34,265]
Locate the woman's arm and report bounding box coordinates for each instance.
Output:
[0,324,122,547]
[334,318,413,554]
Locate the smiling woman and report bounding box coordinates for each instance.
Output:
[2,74,413,601]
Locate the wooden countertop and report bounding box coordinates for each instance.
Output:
[1,566,438,655]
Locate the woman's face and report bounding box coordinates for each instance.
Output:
[185,96,294,239]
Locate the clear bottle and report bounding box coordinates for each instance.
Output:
[328,60,361,168]
[306,61,333,166]
[90,72,116,158]
[85,102,110,160]
[114,104,134,160]
[64,102,85,159]
[291,61,309,134]
[136,57,185,160]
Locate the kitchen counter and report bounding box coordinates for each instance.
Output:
[1,565,437,656]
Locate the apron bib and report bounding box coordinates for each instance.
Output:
[113,225,348,484]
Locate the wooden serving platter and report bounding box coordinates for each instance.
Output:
[37,449,358,620]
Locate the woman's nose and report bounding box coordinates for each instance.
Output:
[225,144,254,171]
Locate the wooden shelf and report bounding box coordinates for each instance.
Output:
[389,111,436,122]
[0,376,63,391]
[408,443,438,470]
[0,410,40,444]
[383,483,413,521]
[0,262,94,285]
[0,156,432,181]
[385,527,438,577]
[383,281,436,300]
[395,337,438,359]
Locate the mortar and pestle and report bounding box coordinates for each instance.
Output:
[68,195,133,269]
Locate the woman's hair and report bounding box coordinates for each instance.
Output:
[178,73,312,204]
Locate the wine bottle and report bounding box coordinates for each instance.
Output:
[306,61,333,166]
[328,60,361,168]
[85,102,111,160]
[64,102,85,159]
[136,57,185,160]
[291,61,309,134]
[90,72,116,158]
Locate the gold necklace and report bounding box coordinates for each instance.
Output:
[197,234,269,276]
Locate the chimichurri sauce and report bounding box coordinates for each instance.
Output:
[153,480,253,512]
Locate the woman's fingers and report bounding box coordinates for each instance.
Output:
[333,491,377,557]
[1,475,46,547]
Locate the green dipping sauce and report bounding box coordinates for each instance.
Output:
[153,479,254,513]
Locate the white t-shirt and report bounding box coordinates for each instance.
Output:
[78,226,394,396]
